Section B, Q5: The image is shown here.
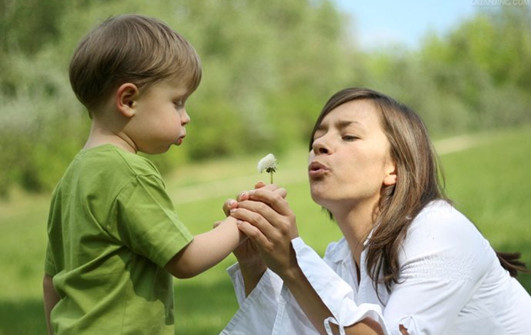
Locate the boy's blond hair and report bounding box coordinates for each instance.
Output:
[69,14,202,112]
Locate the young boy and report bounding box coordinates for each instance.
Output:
[43,14,244,334]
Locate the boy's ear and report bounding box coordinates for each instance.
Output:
[116,83,139,118]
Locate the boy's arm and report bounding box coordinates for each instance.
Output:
[43,274,60,335]
[165,216,245,278]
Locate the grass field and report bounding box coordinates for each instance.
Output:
[1,126,530,334]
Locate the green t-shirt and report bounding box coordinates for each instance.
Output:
[45,145,193,334]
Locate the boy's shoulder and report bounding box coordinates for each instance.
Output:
[61,144,161,187]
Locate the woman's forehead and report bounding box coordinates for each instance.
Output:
[321,100,380,126]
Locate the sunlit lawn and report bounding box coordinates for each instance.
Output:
[0,126,529,334]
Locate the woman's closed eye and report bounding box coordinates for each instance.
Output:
[342,134,359,141]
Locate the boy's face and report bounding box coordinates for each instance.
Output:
[126,78,192,154]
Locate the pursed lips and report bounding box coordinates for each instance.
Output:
[308,161,329,178]
[175,133,186,145]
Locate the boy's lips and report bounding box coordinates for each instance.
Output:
[308,161,329,178]
[175,135,186,145]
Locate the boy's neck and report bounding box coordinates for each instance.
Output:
[84,134,136,153]
[84,112,137,153]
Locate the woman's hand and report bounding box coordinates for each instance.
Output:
[230,183,298,279]
[222,182,288,295]
[223,182,289,265]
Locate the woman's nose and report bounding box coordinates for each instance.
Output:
[312,136,330,155]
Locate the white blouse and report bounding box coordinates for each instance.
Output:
[220,201,531,335]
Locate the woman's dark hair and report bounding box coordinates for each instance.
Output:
[309,87,527,293]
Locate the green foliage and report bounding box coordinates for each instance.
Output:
[1,1,530,195]
[0,0,352,194]
[416,7,531,132]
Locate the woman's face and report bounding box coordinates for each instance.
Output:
[308,99,396,215]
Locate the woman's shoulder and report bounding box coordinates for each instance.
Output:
[397,200,496,281]
[404,200,494,263]
[411,200,477,237]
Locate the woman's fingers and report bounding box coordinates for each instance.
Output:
[254,181,267,189]
[240,188,289,217]
[236,220,271,249]
[230,205,278,238]
[232,199,298,240]
[229,183,297,241]
[256,183,288,199]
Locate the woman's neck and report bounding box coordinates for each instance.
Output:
[332,202,377,267]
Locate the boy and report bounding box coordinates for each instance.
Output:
[43,14,244,334]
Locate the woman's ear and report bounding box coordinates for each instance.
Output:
[115,83,139,118]
[383,161,397,186]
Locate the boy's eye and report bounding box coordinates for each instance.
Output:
[174,100,185,108]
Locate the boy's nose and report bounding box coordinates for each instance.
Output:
[181,110,191,125]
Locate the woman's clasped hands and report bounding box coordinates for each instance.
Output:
[223,182,299,282]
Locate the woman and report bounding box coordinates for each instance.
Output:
[221,88,531,335]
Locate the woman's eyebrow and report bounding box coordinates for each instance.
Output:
[336,120,365,131]
[316,120,362,132]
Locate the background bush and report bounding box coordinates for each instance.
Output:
[1,0,530,195]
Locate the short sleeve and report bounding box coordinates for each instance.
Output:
[115,174,193,267]
[44,242,57,276]
[44,191,60,276]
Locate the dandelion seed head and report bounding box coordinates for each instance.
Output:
[257,153,277,174]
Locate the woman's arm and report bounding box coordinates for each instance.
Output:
[164,216,246,278]
[224,183,285,296]
[43,274,59,335]
[232,239,267,296]
[232,188,384,335]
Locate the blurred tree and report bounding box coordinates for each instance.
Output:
[1,1,529,195]
[0,0,65,54]
[0,0,353,194]
[418,6,531,132]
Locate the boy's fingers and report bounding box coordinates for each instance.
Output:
[222,199,238,216]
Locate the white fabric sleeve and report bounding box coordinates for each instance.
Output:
[382,205,493,335]
[285,237,389,335]
[220,263,283,335]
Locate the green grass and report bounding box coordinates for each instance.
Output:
[1,126,530,334]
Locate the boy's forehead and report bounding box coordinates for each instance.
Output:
[150,77,191,95]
